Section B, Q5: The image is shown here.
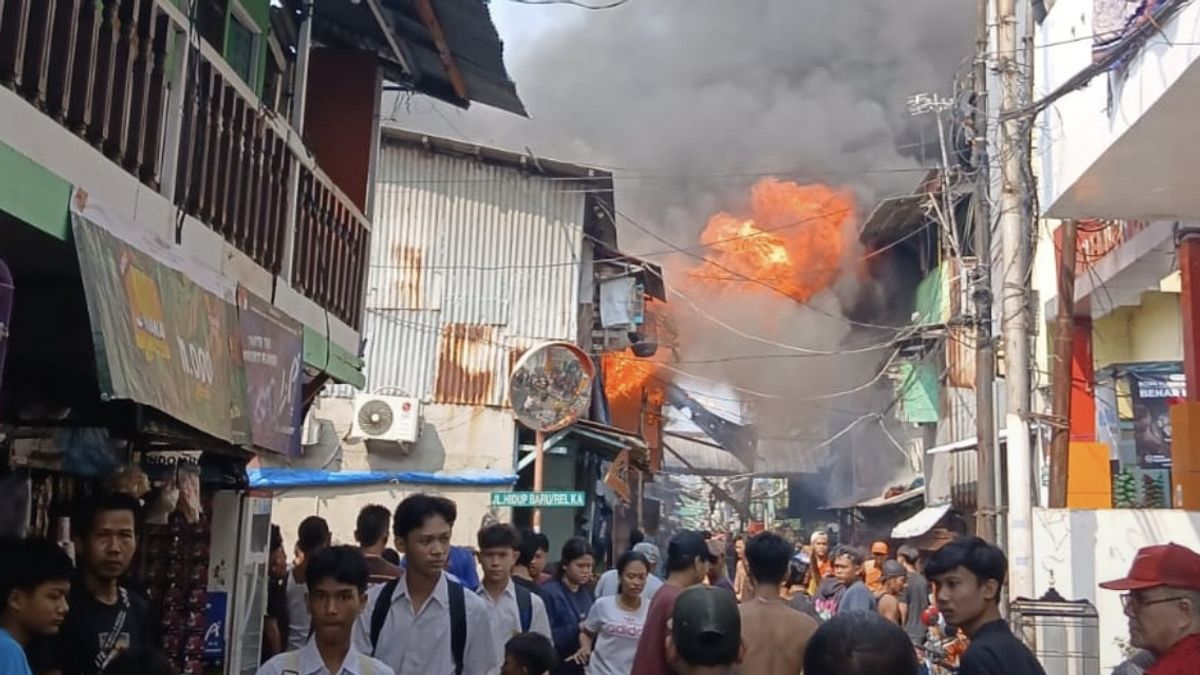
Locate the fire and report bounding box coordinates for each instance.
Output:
[602,352,658,401]
[601,178,857,414]
[690,178,856,303]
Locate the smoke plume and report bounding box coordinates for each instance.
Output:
[392,0,974,504]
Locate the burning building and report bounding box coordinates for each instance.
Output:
[603,177,927,525]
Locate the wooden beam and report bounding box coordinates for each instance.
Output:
[413,0,468,102]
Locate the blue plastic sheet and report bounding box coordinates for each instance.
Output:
[249,468,518,489]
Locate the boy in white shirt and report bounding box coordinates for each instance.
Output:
[476,524,553,675]
[258,546,395,675]
[353,493,497,675]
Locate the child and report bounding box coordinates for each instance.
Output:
[0,538,73,675]
[258,546,395,675]
[502,632,558,675]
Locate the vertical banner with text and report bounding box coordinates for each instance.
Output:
[237,287,303,456]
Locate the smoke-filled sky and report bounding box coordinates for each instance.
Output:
[390,0,974,500]
[392,0,972,228]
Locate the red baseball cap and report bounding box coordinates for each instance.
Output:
[1099,543,1200,591]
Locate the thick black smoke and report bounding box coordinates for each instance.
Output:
[390,0,974,504]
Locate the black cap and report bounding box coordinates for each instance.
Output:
[672,586,741,667]
[668,530,718,563]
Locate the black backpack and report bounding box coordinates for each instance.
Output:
[370,578,467,675]
[514,583,533,633]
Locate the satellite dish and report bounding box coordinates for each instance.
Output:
[509,342,595,433]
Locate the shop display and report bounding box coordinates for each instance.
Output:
[141,493,214,675]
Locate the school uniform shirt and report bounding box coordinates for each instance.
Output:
[0,628,32,675]
[287,567,314,650]
[477,579,553,675]
[352,572,497,675]
[581,596,650,675]
[256,638,396,675]
[958,619,1047,675]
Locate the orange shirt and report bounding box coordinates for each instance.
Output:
[865,559,884,593]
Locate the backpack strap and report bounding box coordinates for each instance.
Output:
[370,579,401,656]
[515,583,533,633]
[447,579,467,675]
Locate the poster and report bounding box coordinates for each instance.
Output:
[237,287,303,456]
[73,212,237,443]
[1128,368,1186,469]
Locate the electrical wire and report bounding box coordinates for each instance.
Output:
[597,202,909,333]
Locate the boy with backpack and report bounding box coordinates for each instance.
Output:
[256,546,394,675]
[0,538,73,675]
[477,524,552,674]
[353,494,497,675]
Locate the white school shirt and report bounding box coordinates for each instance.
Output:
[256,638,396,675]
[287,567,314,650]
[477,580,553,675]
[352,572,498,675]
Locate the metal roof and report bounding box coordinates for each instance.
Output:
[662,433,750,477]
[857,169,941,246]
[296,0,525,115]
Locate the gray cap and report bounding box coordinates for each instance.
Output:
[633,542,661,565]
[882,560,907,579]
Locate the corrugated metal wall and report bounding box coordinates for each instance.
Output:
[363,139,587,406]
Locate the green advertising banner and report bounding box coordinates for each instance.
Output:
[73,213,240,443]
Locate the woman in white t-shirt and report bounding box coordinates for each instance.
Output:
[570,551,651,675]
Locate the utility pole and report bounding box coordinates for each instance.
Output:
[972,0,998,544]
[997,0,1034,599]
[1049,220,1078,508]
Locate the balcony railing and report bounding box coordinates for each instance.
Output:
[0,0,368,329]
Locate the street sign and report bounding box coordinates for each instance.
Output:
[491,491,586,508]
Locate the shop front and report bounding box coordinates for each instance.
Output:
[1,190,304,675]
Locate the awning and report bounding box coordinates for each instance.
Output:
[546,420,650,469]
[891,503,953,539]
[856,486,925,509]
[249,467,516,488]
[282,0,525,115]
[858,169,940,246]
[662,433,750,477]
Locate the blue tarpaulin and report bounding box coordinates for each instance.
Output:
[249,468,518,489]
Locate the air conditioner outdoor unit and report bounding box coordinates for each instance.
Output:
[350,395,421,444]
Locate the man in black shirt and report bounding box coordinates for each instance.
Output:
[896,545,930,646]
[924,537,1046,675]
[44,492,158,675]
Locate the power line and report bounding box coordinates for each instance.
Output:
[599,203,909,333]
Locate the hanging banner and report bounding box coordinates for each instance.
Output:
[237,287,303,456]
[1128,366,1185,469]
[604,449,632,504]
[72,209,238,443]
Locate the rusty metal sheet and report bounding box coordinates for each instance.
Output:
[362,139,595,407]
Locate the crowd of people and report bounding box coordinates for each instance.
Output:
[2,489,1200,675]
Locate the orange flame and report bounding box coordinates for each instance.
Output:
[690,178,855,302]
[602,178,857,409]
